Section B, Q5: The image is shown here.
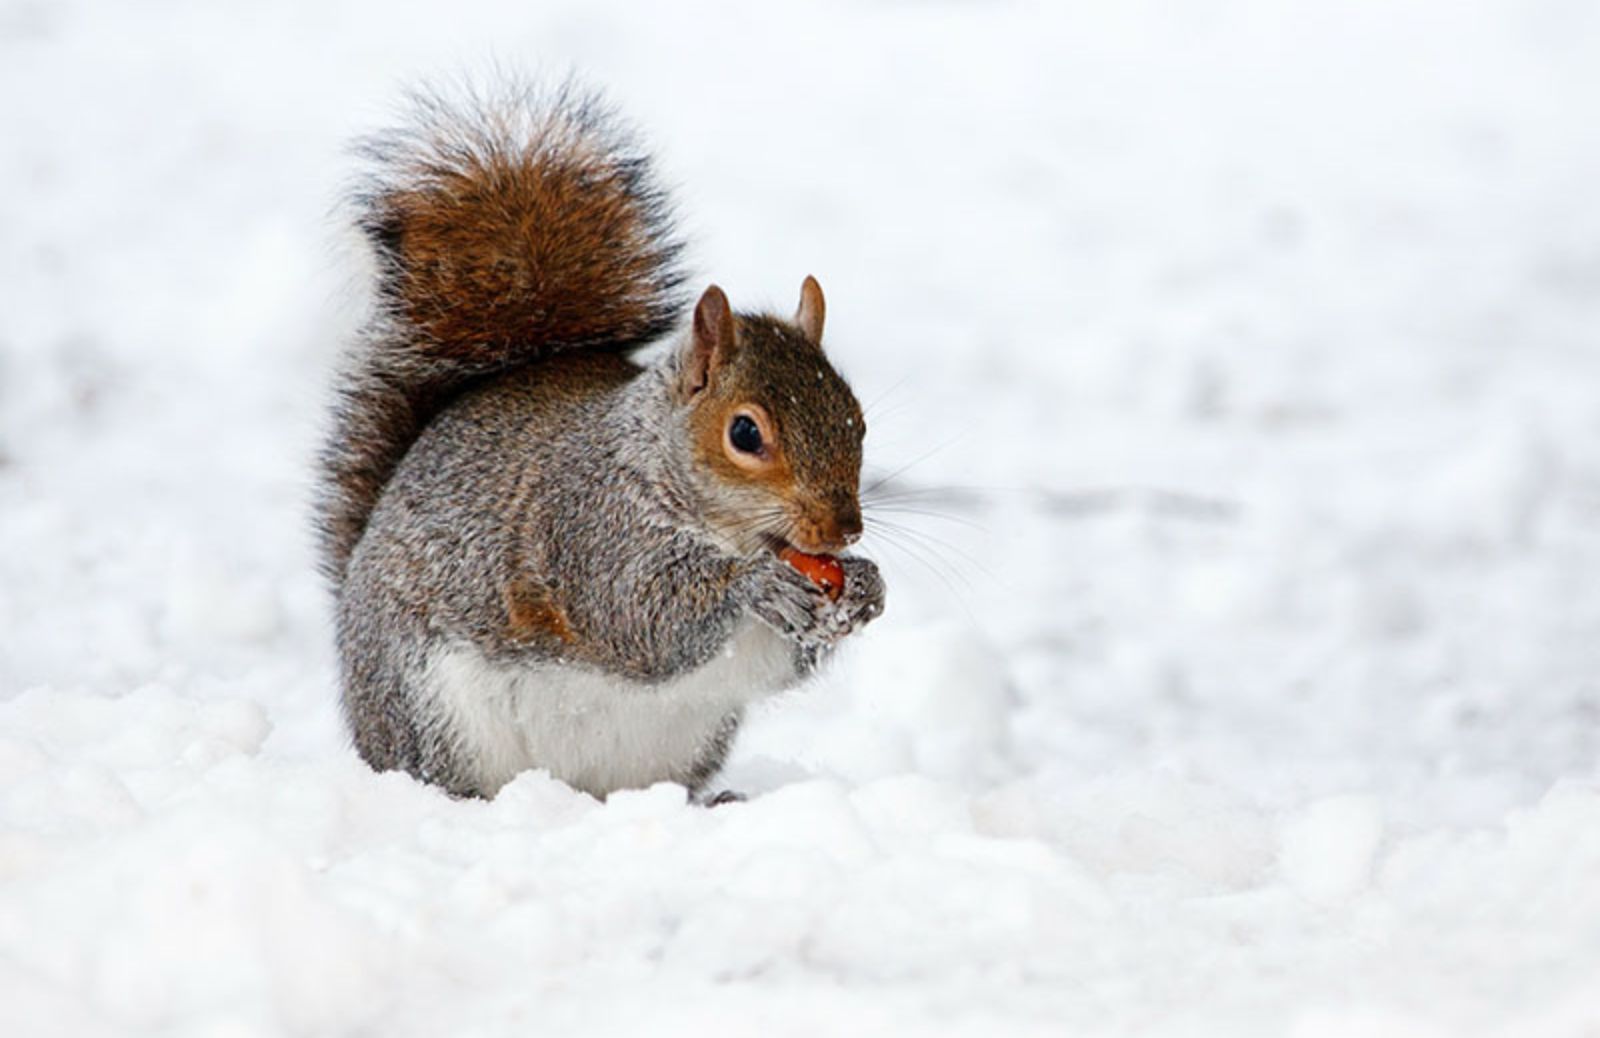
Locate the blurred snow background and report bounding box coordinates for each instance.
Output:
[4,0,1600,1035]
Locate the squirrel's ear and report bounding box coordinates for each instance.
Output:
[682,284,736,398]
[795,275,825,343]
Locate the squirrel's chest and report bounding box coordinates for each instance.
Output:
[421,619,794,798]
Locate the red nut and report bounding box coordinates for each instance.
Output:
[778,546,845,601]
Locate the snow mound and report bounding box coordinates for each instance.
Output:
[4,0,1600,1034]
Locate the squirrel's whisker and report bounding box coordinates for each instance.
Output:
[865,516,991,582]
[861,501,986,533]
[865,524,978,605]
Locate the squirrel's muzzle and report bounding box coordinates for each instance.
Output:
[792,494,862,554]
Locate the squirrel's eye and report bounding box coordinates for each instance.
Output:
[729,414,763,454]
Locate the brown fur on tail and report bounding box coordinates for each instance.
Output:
[317,79,687,585]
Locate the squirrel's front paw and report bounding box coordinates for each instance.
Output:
[835,556,886,634]
[750,560,839,646]
[750,554,885,649]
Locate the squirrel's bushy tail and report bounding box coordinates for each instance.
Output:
[317,78,688,585]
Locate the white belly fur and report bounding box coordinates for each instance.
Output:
[423,619,796,797]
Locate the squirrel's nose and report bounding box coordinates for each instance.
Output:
[835,502,863,546]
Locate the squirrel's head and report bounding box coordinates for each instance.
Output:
[675,277,865,558]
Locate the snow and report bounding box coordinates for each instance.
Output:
[1278,794,1383,902]
[3,0,1600,1034]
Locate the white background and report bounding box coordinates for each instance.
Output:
[3,1,1600,1034]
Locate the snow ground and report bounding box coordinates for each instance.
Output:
[3,0,1600,1034]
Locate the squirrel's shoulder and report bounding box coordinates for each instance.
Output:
[455,350,646,415]
[395,351,646,483]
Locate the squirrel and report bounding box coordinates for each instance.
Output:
[316,80,886,801]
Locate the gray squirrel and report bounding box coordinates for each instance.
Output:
[316,81,886,800]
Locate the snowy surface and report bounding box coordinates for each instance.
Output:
[4,1,1600,1034]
